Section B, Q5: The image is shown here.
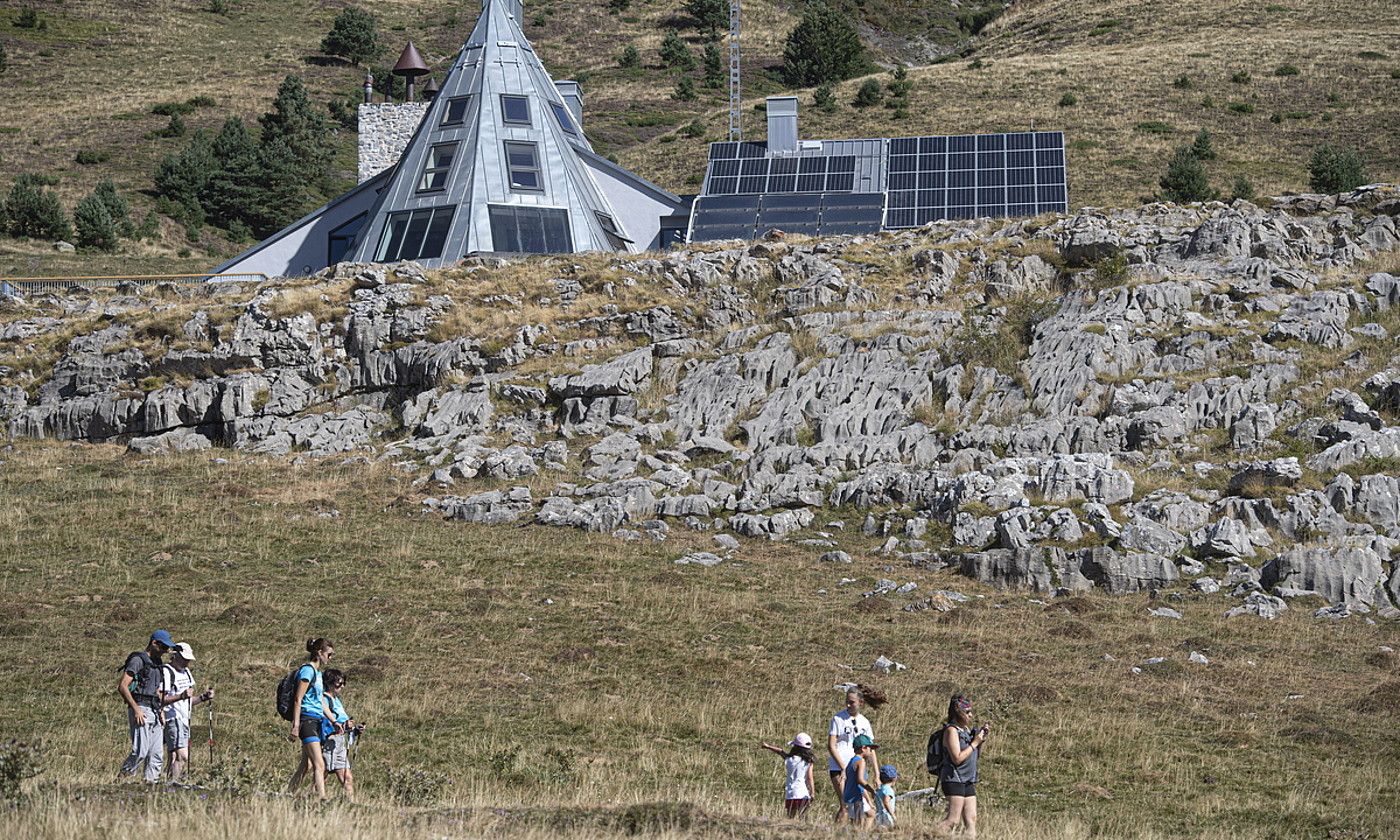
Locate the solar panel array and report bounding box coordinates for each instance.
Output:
[689,193,885,241]
[884,131,1066,227]
[688,131,1070,242]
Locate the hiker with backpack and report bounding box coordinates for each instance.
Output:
[927,694,988,838]
[160,642,214,783]
[827,684,887,824]
[116,630,175,783]
[282,638,340,800]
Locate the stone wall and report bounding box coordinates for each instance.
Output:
[357,102,430,184]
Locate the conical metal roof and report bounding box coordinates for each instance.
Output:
[422,76,441,99]
[346,0,637,262]
[392,41,429,77]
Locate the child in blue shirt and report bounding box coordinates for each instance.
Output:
[874,764,898,829]
[320,668,364,802]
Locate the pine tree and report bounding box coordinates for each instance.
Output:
[660,31,694,70]
[618,43,641,69]
[251,137,322,236]
[1159,147,1218,203]
[154,130,216,215]
[4,175,72,241]
[782,1,865,87]
[853,78,883,108]
[813,83,837,112]
[1190,129,1216,160]
[321,7,380,66]
[673,76,697,101]
[258,75,334,187]
[684,0,727,38]
[204,117,263,232]
[1308,145,1367,194]
[702,43,724,88]
[94,178,133,237]
[74,193,119,252]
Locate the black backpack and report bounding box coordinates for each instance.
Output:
[276,667,302,721]
[926,724,950,775]
[121,651,156,697]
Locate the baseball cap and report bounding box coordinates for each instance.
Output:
[172,642,196,661]
[852,734,878,750]
[790,732,813,749]
[150,629,176,648]
[879,764,898,782]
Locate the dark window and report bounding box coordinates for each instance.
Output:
[375,206,456,262]
[442,96,472,126]
[418,143,458,192]
[550,102,577,135]
[488,205,573,254]
[504,141,543,192]
[595,212,630,250]
[327,213,366,265]
[501,94,531,125]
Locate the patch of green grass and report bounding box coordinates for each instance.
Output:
[1357,50,1387,60]
[1134,120,1174,134]
[1228,101,1257,114]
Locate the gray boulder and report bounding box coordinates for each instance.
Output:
[1260,543,1387,606]
[127,428,213,455]
[1190,517,1256,559]
[959,548,1057,592]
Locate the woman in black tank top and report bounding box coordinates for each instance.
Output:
[934,694,988,838]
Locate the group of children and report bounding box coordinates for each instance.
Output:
[117,631,365,803]
[762,732,899,829]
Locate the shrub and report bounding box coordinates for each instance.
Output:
[853,78,883,108]
[74,149,109,165]
[1058,92,1077,107]
[660,31,694,70]
[1230,70,1251,84]
[1089,252,1129,289]
[968,57,986,70]
[1308,145,1367,193]
[136,210,160,241]
[957,6,1003,35]
[74,193,119,252]
[1172,74,1194,89]
[1190,128,1216,160]
[0,42,7,75]
[673,76,696,101]
[617,43,640,69]
[1134,120,1173,134]
[321,7,380,66]
[1275,64,1300,76]
[208,0,231,14]
[15,8,43,30]
[813,83,836,112]
[0,740,43,804]
[682,119,704,138]
[152,101,197,117]
[387,765,451,806]
[1159,147,1218,203]
[684,0,727,38]
[1357,50,1387,60]
[1227,102,1255,113]
[4,175,72,241]
[1231,176,1255,202]
[608,0,630,9]
[782,0,865,87]
[160,113,187,138]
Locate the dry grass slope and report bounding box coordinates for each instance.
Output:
[0,442,1397,838]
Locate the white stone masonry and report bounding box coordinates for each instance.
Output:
[357,103,430,184]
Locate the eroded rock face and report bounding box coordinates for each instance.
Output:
[4,195,1400,610]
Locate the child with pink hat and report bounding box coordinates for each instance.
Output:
[760,732,817,818]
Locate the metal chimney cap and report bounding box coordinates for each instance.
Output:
[423,76,440,93]
[392,41,430,77]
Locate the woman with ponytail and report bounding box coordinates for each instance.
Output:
[826,683,887,823]
[287,638,338,800]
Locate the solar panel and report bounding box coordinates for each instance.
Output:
[883,131,1068,227]
[690,192,884,243]
[701,153,864,196]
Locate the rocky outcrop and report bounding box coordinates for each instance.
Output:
[4,192,1400,613]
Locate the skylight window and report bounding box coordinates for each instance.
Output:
[418,143,458,193]
[441,96,472,127]
[549,102,577,136]
[500,94,531,126]
[504,141,543,192]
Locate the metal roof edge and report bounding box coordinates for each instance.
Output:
[576,148,687,210]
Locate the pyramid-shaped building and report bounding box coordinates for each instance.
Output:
[216,0,689,278]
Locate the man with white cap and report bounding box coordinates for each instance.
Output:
[118,629,174,783]
[159,642,214,782]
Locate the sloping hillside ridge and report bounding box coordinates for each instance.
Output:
[3,186,1400,616]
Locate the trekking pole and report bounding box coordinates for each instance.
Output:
[207,690,216,767]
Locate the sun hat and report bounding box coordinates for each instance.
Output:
[172,642,196,661]
[150,629,176,648]
[879,764,898,782]
[852,734,878,750]
[790,732,813,749]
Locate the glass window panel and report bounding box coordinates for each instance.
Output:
[421,208,455,259]
[419,143,457,192]
[400,212,431,256]
[328,214,366,265]
[543,209,573,252]
[376,213,410,261]
[550,102,577,135]
[512,170,540,190]
[501,94,531,125]
[504,141,543,192]
[442,97,472,126]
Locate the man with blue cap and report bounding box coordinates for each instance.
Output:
[117,629,174,783]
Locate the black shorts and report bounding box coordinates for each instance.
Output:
[298,716,324,743]
[941,780,976,797]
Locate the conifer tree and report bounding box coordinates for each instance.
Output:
[782,1,865,87]
[154,130,215,216]
[258,75,333,185]
[321,7,380,66]
[4,175,72,241]
[1159,146,1218,203]
[204,118,263,232]
[660,31,694,70]
[1190,129,1216,160]
[702,43,724,88]
[74,193,119,252]
[618,43,641,69]
[684,0,727,38]
[94,178,133,237]
[1308,145,1367,194]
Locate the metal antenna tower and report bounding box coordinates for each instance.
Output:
[728,0,741,141]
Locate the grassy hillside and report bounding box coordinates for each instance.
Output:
[0,0,1397,277]
[0,441,1397,838]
